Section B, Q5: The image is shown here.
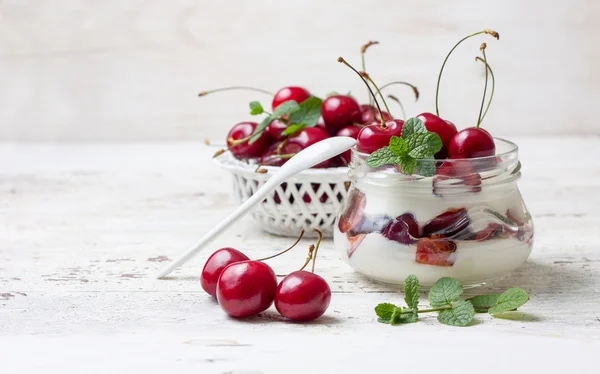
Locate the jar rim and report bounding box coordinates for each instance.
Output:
[351,137,518,162]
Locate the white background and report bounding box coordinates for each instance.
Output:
[0,0,598,142]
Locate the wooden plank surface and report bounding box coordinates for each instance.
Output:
[1,138,600,373]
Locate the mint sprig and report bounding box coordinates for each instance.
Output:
[374,275,531,327]
[365,117,442,176]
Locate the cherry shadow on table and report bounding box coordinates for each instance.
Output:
[236,310,343,325]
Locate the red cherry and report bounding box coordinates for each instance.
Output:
[200,248,249,298]
[416,113,458,159]
[356,120,404,154]
[336,125,361,164]
[321,95,362,134]
[274,270,331,321]
[259,141,287,167]
[448,127,495,159]
[282,127,331,168]
[382,213,420,245]
[415,238,457,267]
[316,116,329,133]
[359,104,391,125]
[216,260,277,318]
[227,122,271,159]
[422,208,470,238]
[266,119,289,141]
[272,87,311,111]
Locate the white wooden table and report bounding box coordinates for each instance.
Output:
[1,138,600,374]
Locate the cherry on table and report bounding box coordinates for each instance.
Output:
[227,122,271,159]
[448,127,495,159]
[216,260,278,318]
[356,119,404,154]
[360,104,391,125]
[321,95,362,134]
[200,247,249,298]
[272,87,311,111]
[281,127,331,168]
[416,113,457,159]
[274,270,331,321]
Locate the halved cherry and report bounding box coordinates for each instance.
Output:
[415,237,457,267]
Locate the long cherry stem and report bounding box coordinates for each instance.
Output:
[380,81,420,101]
[361,72,393,118]
[311,228,323,273]
[361,41,379,107]
[198,86,273,97]
[435,29,500,116]
[476,43,489,128]
[299,245,315,271]
[255,229,305,262]
[338,57,387,128]
[386,94,406,120]
[475,57,495,124]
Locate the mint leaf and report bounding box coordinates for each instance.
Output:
[389,136,408,156]
[288,97,322,128]
[365,147,401,168]
[249,115,275,144]
[489,288,529,315]
[467,294,501,313]
[406,132,443,159]
[282,123,306,136]
[437,300,475,327]
[397,154,417,175]
[404,275,420,311]
[401,117,427,139]
[273,100,300,117]
[375,303,397,323]
[429,277,463,308]
[415,157,437,177]
[391,307,418,324]
[249,101,264,115]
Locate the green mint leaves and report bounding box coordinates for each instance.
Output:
[365,117,442,176]
[374,275,530,328]
[247,97,323,143]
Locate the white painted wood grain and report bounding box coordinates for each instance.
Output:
[1,138,599,372]
[0,0,599,142]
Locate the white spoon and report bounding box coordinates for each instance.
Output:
[156,136,357,279]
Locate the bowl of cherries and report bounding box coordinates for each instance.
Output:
[205,42,419,238]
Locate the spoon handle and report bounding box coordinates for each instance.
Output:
[155,136,356,278]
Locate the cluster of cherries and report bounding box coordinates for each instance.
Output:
[200,229,331,321]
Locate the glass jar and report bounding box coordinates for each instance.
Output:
[333,138,533,288]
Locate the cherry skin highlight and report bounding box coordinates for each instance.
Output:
[226,122,270,159]
[321,95,362,134]
[216,260,278,318]
[448,127,495,159]
[416,113,458,159]
[274,270,331,321]
[360,104,391,125]
[200,247,249,298]
[356,119,404,154]
[272,87,311,111]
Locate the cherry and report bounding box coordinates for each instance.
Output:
[433,159,482,196]
[275,271,331,321]
[337,189,366,234]
[272,87,311,111]
[226,122,270,159]
[281,127,331,168]
[360,104,391,125]
[266,119,289,141]
[336,125,361,164]
[200,247,249,298]
[422,208,470,238]
[216,260,278,318]
[415,238,457,267]
[356,120,404,154]
[259,141,288,167]
[316,116,329,134]
[321,95,362,134]
[382,213,420,245]
[448,127,495,158]
[416,113,457,159]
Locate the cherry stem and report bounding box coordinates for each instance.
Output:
[198,86,273,97]
[337,57,387,128]
[386,94,406,120]
[311,228,323,273]
[380,81,420,101]
[360,72,393,119]
[476,43,488,128]
[255,229,305,262]
[299,245,315,271]
[361,41,379,107]
[435,29,500,116]
[475,56,495,125]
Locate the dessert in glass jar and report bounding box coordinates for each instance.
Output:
[334,29,533,287]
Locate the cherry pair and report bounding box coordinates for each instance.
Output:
[200,230,331,321]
